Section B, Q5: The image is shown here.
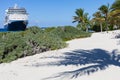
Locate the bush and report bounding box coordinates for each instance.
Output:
[0,26,91,63]
[48,26,91,41]
[0,27,66,63]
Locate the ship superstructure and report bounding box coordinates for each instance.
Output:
[4,4,28,31]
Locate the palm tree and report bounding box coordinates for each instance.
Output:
[92,11,105,32]
[109,13,120,29]
[98,4,111,32]
[111,0,120,11]
[72,8,90,32]
[110,9,120,17]
[110,0,120,28]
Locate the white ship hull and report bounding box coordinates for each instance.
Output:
[4,4,28,31]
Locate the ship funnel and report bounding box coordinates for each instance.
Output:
[14,4,18,9]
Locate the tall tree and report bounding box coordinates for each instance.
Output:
[98,4,111,32]
[110,0,120,28]
[92,11,105,32]
[111,0,120,17]
[72,8,90,32]
[111,0,120,10]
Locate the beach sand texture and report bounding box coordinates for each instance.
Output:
[0,31,120,80]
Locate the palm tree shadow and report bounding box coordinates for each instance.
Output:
[42,49,120,79]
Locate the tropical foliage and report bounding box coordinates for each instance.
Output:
[92,11,105,32]
[110,0,120,27]
[74,0,119,32]
[73,8,90,32]
[49,26,91,41]
[92,0,120,31]
[0,26,91,63]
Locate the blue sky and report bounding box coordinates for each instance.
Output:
[0,0,115,28]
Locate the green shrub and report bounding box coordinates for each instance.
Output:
[0,26,91,63]
[0,27,66,63]
[48,26,91,41]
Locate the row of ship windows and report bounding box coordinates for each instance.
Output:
[7,13,27,14]
[7,11,26,13]
[8,8,26,10]
[11,18,25,19]
[8,10,26,12]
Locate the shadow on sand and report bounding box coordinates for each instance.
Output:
[40,49,120,79]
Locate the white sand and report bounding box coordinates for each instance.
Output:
[0,30,120,80]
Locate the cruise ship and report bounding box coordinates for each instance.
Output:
[4,4,28,31]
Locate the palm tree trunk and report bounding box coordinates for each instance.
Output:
[86,26,88,32]
[106,21,109,33]
[106,13,109,33]
[100,23,103,32]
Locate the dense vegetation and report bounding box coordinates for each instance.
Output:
[0,26,91,63]
[73,0,120,32]
[46,26,91,41]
